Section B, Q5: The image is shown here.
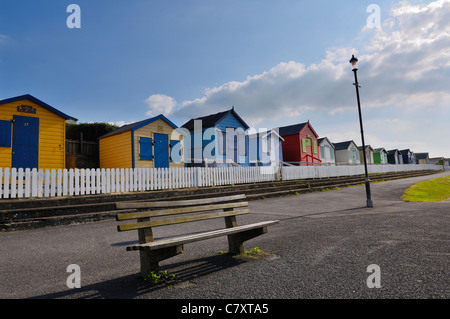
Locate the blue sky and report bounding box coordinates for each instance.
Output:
[1,0,449,158]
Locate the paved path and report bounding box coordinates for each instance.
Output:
[0,171,448,300]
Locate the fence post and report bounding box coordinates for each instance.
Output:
[23,168,30,198]
[50,169,56,197]
[3,168,10,199]
[10,168,17,199]
[37,169,44,198]
[68,169,74,196]
[106,168,111,194]
[74,169,80,196]
[30,168,37,198]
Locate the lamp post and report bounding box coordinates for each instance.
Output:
[350,55,373,208]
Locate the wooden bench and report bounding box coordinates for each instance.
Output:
[115,194,279,275]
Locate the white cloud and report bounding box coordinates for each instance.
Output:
[108,120,130,127]
[173,59,354,126]
[145,94,177,117]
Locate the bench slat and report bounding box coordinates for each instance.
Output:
[116,201,249,221]
[116,194,247,209]
[126,220,279,251]
[118,209,251,232]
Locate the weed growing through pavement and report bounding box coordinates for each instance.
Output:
[142,270,178,285]
[218,246,276,260]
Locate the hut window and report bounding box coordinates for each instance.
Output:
[313,141,317,154]
[0,120,12,148]
[301,139,307,153]
[139,137,153,161]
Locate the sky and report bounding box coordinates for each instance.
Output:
[0,0,449,158]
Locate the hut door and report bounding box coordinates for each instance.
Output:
[12,115,39,169]
[154,133,169,168]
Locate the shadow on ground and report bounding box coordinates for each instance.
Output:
[29,253,246,299]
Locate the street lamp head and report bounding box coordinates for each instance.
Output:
[349,55,359,71]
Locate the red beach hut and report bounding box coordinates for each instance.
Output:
[278,121,321,166]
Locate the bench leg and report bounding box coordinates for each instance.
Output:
[227,227,268,255]
[140,245,184,275]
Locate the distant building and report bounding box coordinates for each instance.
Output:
[387,149,403,164]
[358,145,374,164]
[400,149,417,164]
[373,148,388,164]
[248,129,284,167]
[429,157,445,165]
[415,153,430,164]
[318,137,335,165]
[332,140,360,165]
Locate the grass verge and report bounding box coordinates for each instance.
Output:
[402,175,450,202]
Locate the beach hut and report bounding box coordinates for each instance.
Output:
[332,140,360,165]
[358,145,374,164]
[318,137,335,165]
[278,121,321,166]
[98,114,184,169]
[387,149,403,164]
[429,157,444,165]
[400,149,416,164]
[0,94,77,170]
[181,107,250,166]
[415,153,430,164]
[248,128,284,166]
[373,148,388,164]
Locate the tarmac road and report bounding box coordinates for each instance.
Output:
[0,171,449,301]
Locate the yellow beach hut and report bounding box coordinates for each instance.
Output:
[98,114,184,169]
[0,94,77,170]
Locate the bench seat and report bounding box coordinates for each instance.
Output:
[126,220,279,251]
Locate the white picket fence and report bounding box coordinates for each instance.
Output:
[0,164,441,199]
[0,166,275,199]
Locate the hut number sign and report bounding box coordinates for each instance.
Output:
[17,105,36,114]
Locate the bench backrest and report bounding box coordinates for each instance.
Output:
[115,195,250,238]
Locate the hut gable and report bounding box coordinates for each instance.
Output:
[182,108,249,132]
